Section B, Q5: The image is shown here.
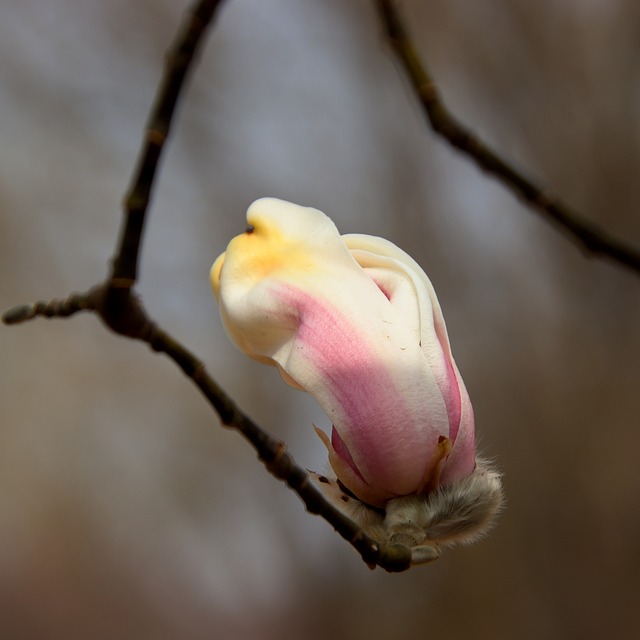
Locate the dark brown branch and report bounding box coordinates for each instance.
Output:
[2,0,412,572]
[375,0,640,277]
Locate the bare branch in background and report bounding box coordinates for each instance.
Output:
[2,0,412,573]
[375,0,640,277]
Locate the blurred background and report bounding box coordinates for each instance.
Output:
[2,0,640,638]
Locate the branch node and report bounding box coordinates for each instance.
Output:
[192,362,207,383]
[94,283,153,340]
[417,81,438,104]
[109,277,136,290]
[147,128,167,148]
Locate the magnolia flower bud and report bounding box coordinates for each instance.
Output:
[211,198,503,563]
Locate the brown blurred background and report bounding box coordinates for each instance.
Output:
[2,1,640,638]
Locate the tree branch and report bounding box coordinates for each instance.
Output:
[112,0,223,286]
[375,0,640,277]
[2,0,412,573]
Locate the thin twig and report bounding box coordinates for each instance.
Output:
[2,290,97,325]
[2,0,412,572]
[375,0,640,277]
[112,0,225,286]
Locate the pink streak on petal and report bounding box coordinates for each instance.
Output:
[370,276,392,301]
[273,283,437,497]
[439,370,476,485]
[315,426,396,507]
[370,270,462,445]
[441,354,462,442]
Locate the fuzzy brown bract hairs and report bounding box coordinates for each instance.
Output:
[310,457,504,566]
